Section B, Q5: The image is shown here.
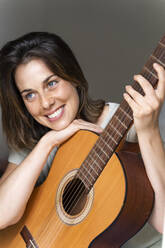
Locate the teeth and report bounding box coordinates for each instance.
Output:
[48,107,63,119]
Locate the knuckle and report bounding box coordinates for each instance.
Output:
[152,100,159,110]
[138,105,151,116]
[73,119,79,124]
[159,64,164,72]
[134,74,141,81]
[145,106,152,115]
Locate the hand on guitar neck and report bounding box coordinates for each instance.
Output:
[124,62,165,233]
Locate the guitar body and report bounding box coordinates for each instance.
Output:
[0,130,154,248]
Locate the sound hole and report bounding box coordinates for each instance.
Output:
[62,178,87,216]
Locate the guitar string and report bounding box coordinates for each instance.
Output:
[57,102,131,211]
[48,48,161,225]
[36,111,129,248]
[27,240,35,248]
[36,91,141,247]
[37,65,156,247]
[59,84,139,208]
[35,99,133,248]
[50,65,158,245]
[53,46,164,242]
[53,66,150,219]
[68,58,162,216]
[53,50,161,218]
[22,44,163,248]
[34,78,138,247]
[36,66,156,247]
[35,51,162,247]
[25,41,164,248]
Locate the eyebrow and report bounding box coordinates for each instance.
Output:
[20,74,55,94]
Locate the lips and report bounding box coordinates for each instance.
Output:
[46,105,65,121]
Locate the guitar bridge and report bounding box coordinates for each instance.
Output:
[20,225,39,248]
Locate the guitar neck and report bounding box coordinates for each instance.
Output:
[77,34,165,192]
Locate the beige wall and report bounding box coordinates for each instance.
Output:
[0,0,165,158]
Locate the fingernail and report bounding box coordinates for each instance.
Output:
[153,63,158,68]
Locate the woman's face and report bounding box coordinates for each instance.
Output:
[15,59,80,131]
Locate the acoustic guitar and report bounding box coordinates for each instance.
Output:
[1,34,165,248]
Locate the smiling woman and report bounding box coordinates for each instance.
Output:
[0,32,164,248]
[0,32,104,152]
[15,59,80,131]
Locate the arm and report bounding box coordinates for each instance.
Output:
[124,63,165,233]
[0,119,102,229]
[138,126,165,233]
[0,136,56,229]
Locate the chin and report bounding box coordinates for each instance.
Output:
[50,120,71,131]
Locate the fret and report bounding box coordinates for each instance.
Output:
[85,158,100,176]
[144,55,163,80]
[153,44,165,59]
[92,148,106,166]
[119,107,133,121]
[87,161,99,176]
[88,153,103,171]
[99,135,114,152]
[159,41,165,48]
[114,115,127,129]
[110,123,123,137]
[78,169,93,189]
[141,70,157,86]
[98,134,110,146]
[105,141,114,151]
[144,66,158,79]
[105,131,118,145]
[95,143,109,159]
[151,54,165,67]
[81,163,96,181]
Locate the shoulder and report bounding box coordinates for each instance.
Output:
[96,102,119,128]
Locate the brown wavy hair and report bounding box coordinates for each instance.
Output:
[0,32,105,151]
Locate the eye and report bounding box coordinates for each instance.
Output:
[47,80,58,88]
[24,92,36,101]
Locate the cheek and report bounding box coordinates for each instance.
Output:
[68,91,80,120]
[24,102,40,117]
[73,91,79,112]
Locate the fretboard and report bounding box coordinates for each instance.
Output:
[77,35,165,192]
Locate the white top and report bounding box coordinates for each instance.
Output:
[8,102,163,247]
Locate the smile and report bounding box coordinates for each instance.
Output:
[47,105,64,120]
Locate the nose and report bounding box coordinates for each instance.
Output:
[40,93,55,109]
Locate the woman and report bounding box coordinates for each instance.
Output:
[0,32,164,247]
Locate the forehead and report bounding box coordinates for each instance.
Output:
[14,59,54,90]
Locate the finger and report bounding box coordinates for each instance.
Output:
[133,74,155,95]
[123,92,139,114]
[133,74,161,109]
[124,92,153,118]
[73,119,103,133]
[153,63,165,100]
[125,85,146,106]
